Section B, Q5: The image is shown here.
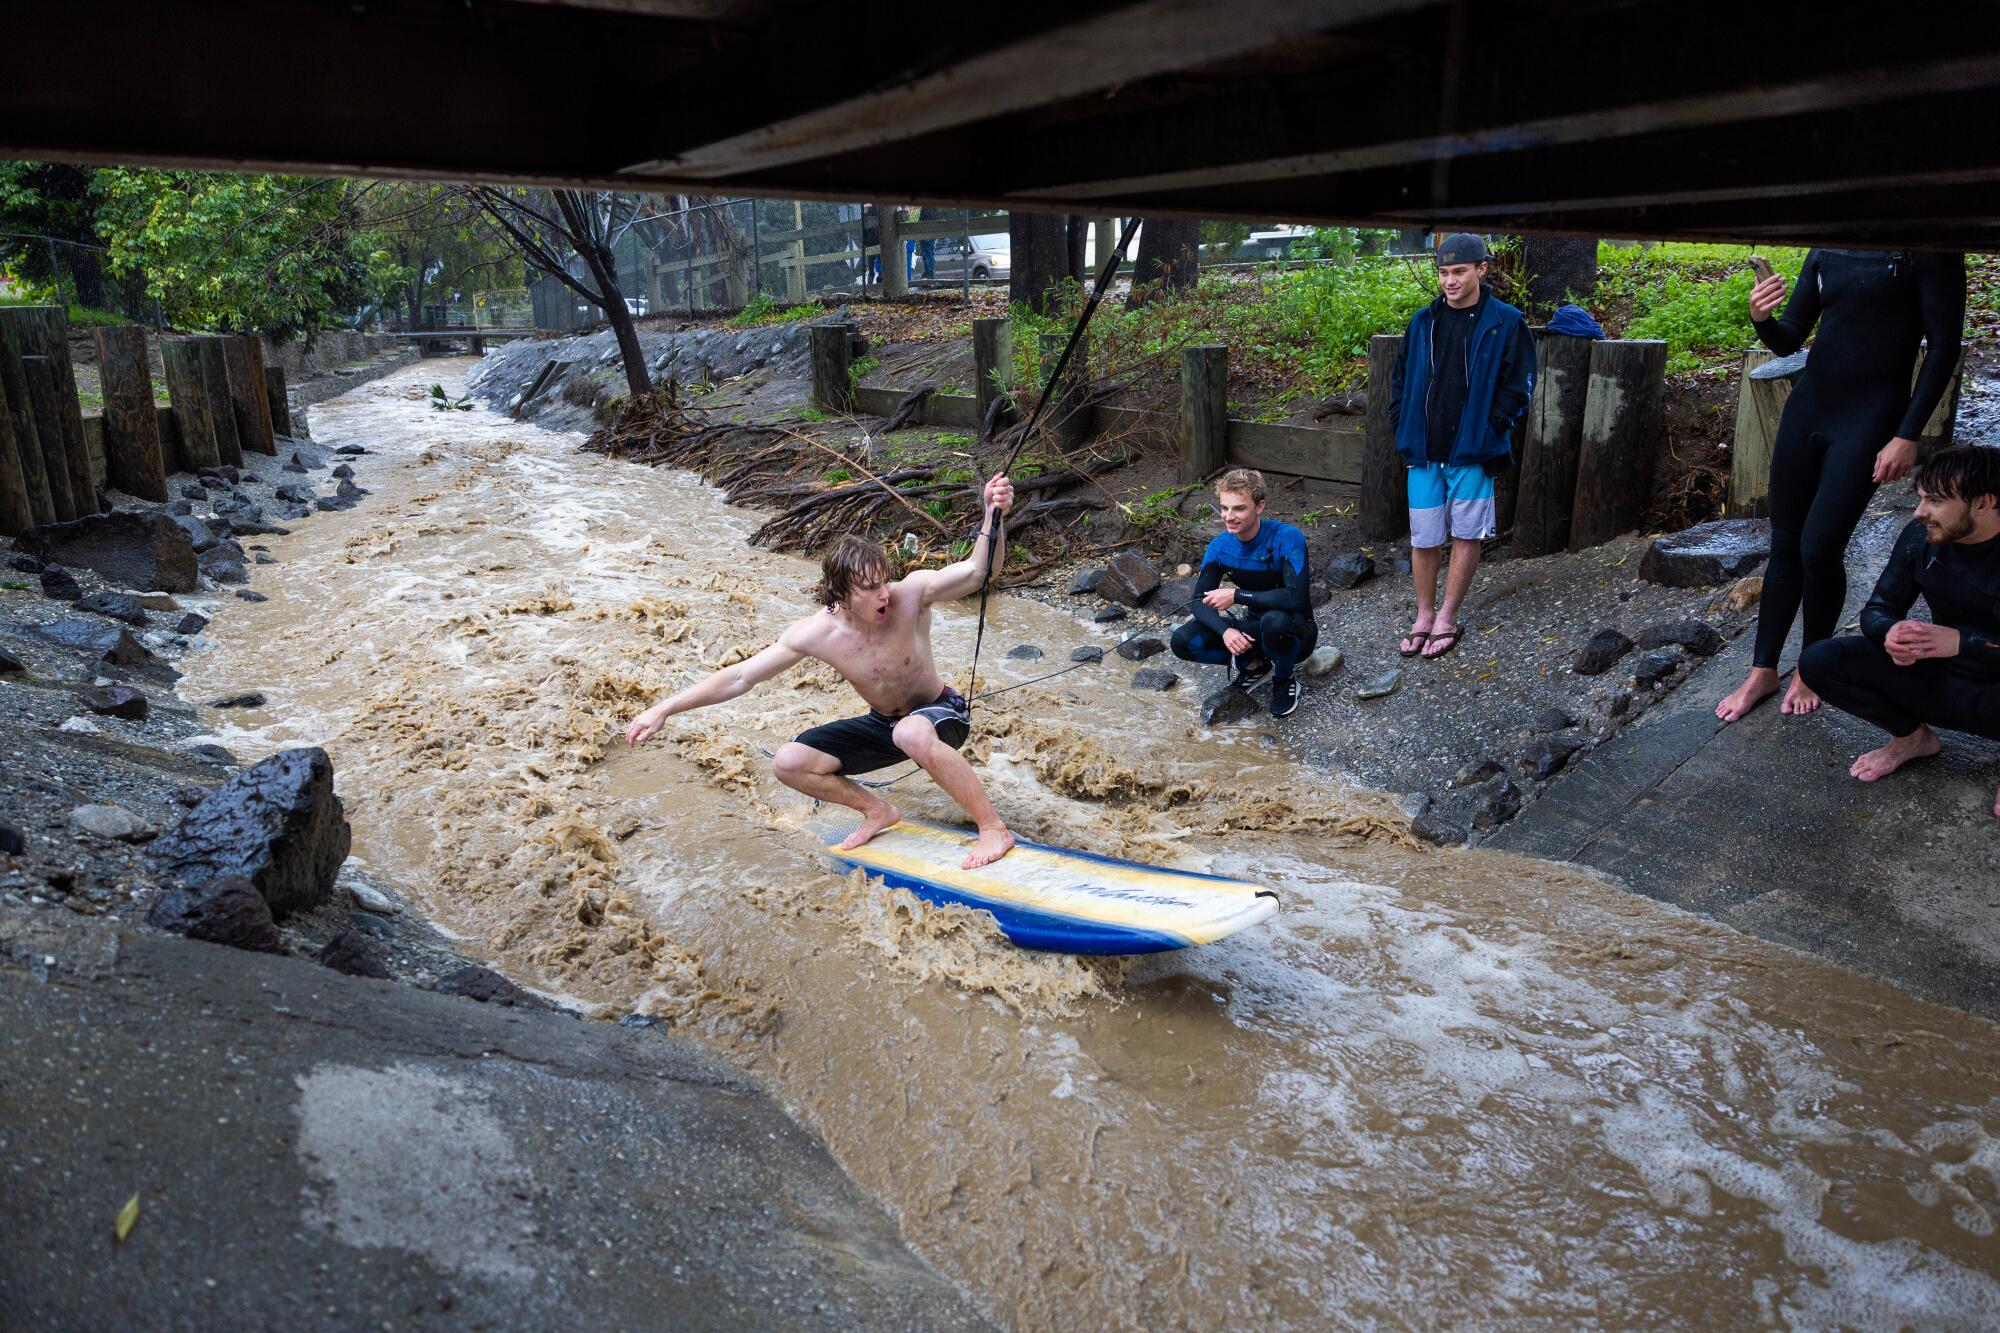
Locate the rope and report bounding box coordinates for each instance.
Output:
[964,217,1142,707]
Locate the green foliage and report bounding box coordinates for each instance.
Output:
[934,432,974,448]
[797,405,836,422]
[92,169,367,337]
[821,466,853,484]
[729,293,819,327]
[847,354,879,388]
[428,384,474,412]
[935,466,977,486]
[1602,244,1809,373]
[1124,485,1197,532]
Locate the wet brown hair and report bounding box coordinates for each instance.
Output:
[818,533,892,609]
[1913,445,2000,506]
[1217,468,1266,505]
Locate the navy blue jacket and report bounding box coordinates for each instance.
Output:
[1386,292,1535,469]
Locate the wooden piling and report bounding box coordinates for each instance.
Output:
[222,336,277,455]
[972,317,1011,431]
[0,329,55,526]
[1359,334,1409,541]
[878,205,906,299]
[1178,344,1227,483]
[195,337,244,468]
[0,306,96,513]
[264,365,292,437]
[1570,339,1668,550]
[162,338,222,472]
[21,355,80,520]
[0,370,35,535]
[1513,332,1595,557]
[94,325,169,501]
[810,322,854,413]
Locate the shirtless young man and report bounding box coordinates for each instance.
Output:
[624,472,1017,868]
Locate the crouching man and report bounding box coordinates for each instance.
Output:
[1797,445,2000,817]
[625,473,1018,867]
[1170,467,1316,717]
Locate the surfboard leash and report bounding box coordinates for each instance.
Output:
[965,216,1143,708]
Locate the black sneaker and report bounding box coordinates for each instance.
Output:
[1229,653,1272,691]
[1269,676,1301,717]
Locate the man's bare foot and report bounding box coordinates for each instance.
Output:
[838,803,901,850]
[962,827,1015,869]
[1399,612,1436,657]
[1717,667,1781,722]
[1850,727,1940,782]
[1780,673,1822,716]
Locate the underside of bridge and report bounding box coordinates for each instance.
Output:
[8,1,1999,249]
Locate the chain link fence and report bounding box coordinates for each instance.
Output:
[0,233,167,329]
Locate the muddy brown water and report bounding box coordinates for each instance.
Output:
[181,362,2000,1330]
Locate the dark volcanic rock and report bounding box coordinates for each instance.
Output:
[1200,685,1261,727]
[1005,644,1044,660]
[1130,667,1179,690]
[274,483,315,506]
[234,590,268,603]
[318,929,392,979]
[1520,734,1586,781]
[1572,628,1635,676]
[102,628,165,672]
[1471,773,1523,829]
[1323,552,1376,590]
[208,692,267,708]
[1411,812,1470,846]
[198,547,249,584]
[1451,756,1504,788]
[314,495,354,513]
[1640,519,1771,588]
[17,511,198,592]
[335,444,367,456]
[1529,706,1578,734]
[1116,636,1166,661]
[1635,618,1725,657]
[1067,568,1105,596]
[1069,646,1104,663]
[331,463,355,480]
[183,742,237,765]
[0,650,24,675]
[1633,648,1681,687]
[1151,577,1198,617]
[434,964,554,1010]
[169,513,219,552]
[145,876,286,954]
[179,483,207,501]
[8,553,46,573]
[83,685,148,721]
[1099,551,1161,607]
[176,612,210,636]
[76,591,148,626]
[198,464,240,485]
[150,747,352,918]
[39,565,81,601]
[335,478,367,501]
[1092,604,1127,624]
[0,824,23,854]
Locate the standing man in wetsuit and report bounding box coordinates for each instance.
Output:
[625,473,1018,869]
[1169,467,1316,717]
[1716,248,1965,722]
[1385,233,1536,660]
[1797,446,2000,818]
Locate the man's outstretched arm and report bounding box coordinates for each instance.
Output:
[626,637,807,745]
[916,472,1015,605]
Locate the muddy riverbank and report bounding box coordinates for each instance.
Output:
[163,360,2000,1329]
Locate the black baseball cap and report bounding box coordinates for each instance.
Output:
[1435,233,1490,267]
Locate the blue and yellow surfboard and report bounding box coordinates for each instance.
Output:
[821,818,1277,954]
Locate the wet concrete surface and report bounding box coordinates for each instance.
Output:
[0,912,985,1332]
[1493,496,2000,1020]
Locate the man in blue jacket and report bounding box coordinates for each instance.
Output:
[1386,234,1536,659]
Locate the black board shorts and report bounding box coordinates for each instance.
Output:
[793,686,971,775]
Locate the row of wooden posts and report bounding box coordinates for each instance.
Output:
[0,309,293,537]
[808,315,1669,557]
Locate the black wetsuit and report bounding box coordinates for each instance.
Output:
[1750,249,1965,668]
[1171,519,1317,678]
[1797,519,2000,740]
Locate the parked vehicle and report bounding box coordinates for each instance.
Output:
[929,233,1010,281]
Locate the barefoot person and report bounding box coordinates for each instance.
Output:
[1796,446,2000,817]
[1385,233,1535,661]
[1717,248,1965,723]
[625,473,1018,868]
[1169,468,1316,717]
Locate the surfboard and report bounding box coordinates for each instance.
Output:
[819,818,1277,954]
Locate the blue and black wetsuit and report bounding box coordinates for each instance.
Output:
[1170,519,1317,679]
[1751,249,1965,668]
[1798,518,2000,741]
